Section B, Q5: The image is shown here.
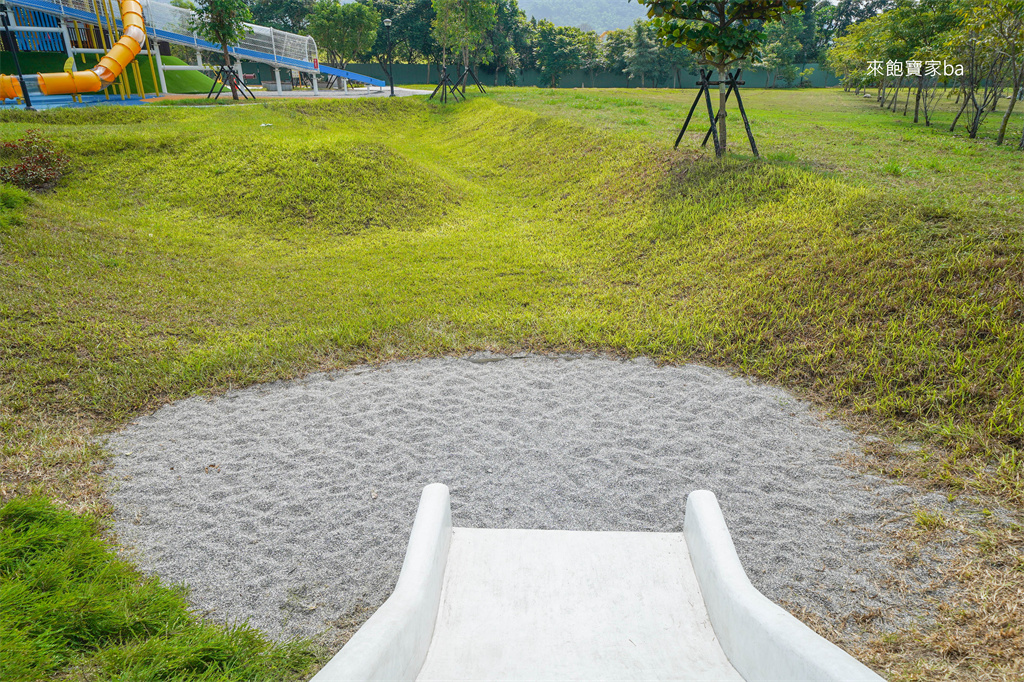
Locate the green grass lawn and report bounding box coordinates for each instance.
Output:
[1,89,1022,680]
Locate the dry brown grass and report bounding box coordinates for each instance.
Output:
[0,410,108,515]
[803,438,1024,680]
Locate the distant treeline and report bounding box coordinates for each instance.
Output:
[240,0,892,89]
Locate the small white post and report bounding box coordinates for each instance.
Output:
[342,77,348,92]
[311,71,319,95]
[274,67,282,94]
[59,19,76,70]
[154,41,168,94]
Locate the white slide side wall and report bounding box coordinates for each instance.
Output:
[684,490,885,682]
[310,484,452,682]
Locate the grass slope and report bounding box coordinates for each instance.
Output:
[0,91,1022,679]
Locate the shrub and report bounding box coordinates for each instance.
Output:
[0,130,71,189]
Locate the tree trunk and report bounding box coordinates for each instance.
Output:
[996,86,1019,145]
[903,85,911,115]
[949,94,970,132]
[718,66,727,153]
[968,90,982,138]
[765,71,770,87]
[889,76,903,110]
[913,76,923,123]
[223,44,238,100]
[923,84,932,126]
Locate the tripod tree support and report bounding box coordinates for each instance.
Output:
[208,64,255,100]
[428,66,464,104]
[700,70,758,157]
[675,69,720,156]
[636,0,804,155]
[453,65,486,96]
[675,69,758,158]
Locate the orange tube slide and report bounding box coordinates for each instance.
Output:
[0,0,146,99]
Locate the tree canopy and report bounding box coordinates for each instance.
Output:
[533,19,589,86]
[309,0,380,68]
[637,0,807,71]
[431,0,497,66]
[246,0,313,32]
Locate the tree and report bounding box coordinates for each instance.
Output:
[533,19,588,86]
[660,40,697,87]
[602,28,631,81]
[431,0,496,77]
[794,0,816,63]
[190,0,253,100]
[961,0,1024,145]
[579,28,603,87]
[246,0,313,32]
[810,0,893,67]
[484,0,532,84]
[623,19,661,87]
[826,0,895,40]
[757,14,802,86]
[360,0,439,79]
[810,0,838,60]
[946,11,1006,139]
[638,0,807,152]
[390,0,439,64]
[890,0,957,123]
[309,0,380,69]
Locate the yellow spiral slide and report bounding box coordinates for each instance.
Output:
[0,0,145,99]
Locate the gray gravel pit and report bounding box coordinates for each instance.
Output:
[106,355,950,641]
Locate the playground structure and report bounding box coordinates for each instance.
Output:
[313,484,884,681]
[0,0,384,107]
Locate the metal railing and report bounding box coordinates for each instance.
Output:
[7,0,318,70]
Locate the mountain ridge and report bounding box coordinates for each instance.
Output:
[518,0,647,32]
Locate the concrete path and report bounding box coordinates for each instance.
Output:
[252,86,427,98]
[143,86,427,104]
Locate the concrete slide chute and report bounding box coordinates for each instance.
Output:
[0,0,145,99]
[312,484,885,682]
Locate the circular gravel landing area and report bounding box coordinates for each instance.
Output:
[106,354,952,642]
